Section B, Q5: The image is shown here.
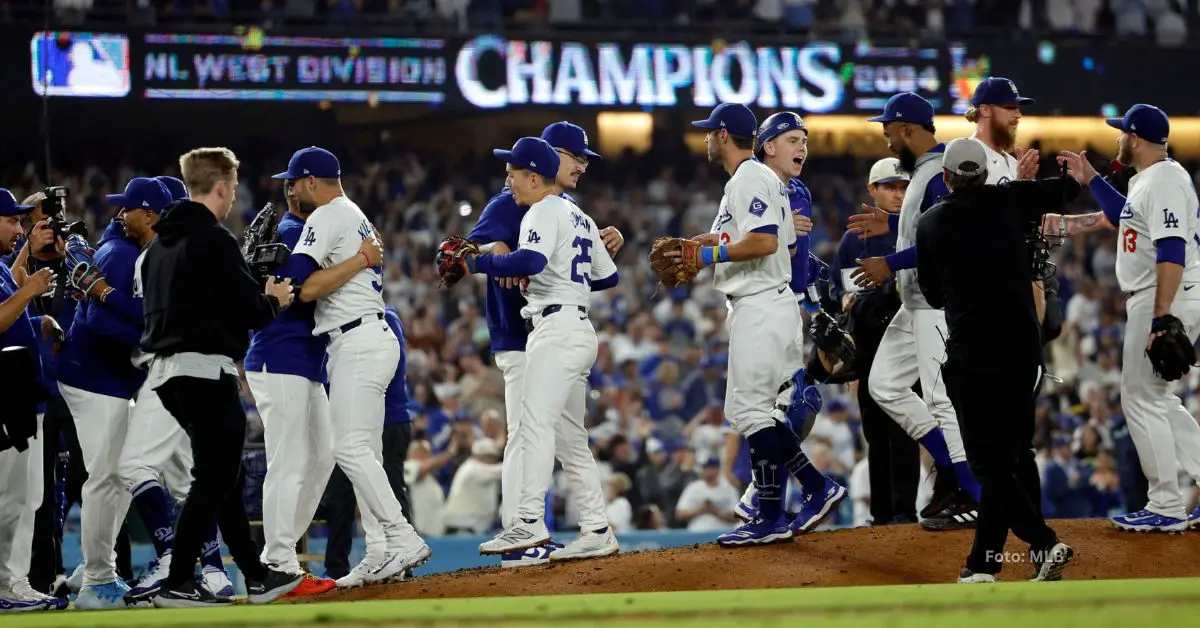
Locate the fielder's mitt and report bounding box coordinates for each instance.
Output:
[811,309,857,379]
[648,237,702,288]
[64,236,103,300]
[436,235,480,288]
[1147,314,1196,381]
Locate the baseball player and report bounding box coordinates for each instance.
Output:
[729,111,846,534]
[0,189,67,612]
[243,178,337,597]
[462,137,620,557]
[847,93,981,531]
[283,147,431,583]
[118,178,235,604]
[1046,104,1200,531]
[466,121,624,566]
[667,103,798,546]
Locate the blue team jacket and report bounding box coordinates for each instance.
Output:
[383,305,411,426]
[787,178,815,296]
[245,212,328,383]
[57,220,147,400]
[0,263,46,413]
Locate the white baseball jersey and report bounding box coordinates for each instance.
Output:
[976,137,1017,184]
[517,195,616,319]
[1115,159,1200,294]
[710,159,795,297]
[291,195,385,335]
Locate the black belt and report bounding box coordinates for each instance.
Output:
[524,305,586,333]
[321,312,384,344]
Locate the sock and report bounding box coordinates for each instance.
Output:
[774,423,825,495]
[917,429,954,469]
[746,428,785,523]
[131,481,175,557]
[200,523,225,573]
[954,461,981,502]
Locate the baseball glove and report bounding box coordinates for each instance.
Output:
[1147,314,1196,381]
[648,237,702,288]
[64,236,102,300]
[436,235,480,288]
[811,309,857,380]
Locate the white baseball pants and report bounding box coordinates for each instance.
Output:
[326,320,421,550]
[245,370,336,573]
[725,287,800,438]
[119,385,194,502]
[1121,290,1200,519]
[496,348,607,532]
[513,311,599,523]
[0,414,43,586]
[59,384,133,586]
[867,305,965,463]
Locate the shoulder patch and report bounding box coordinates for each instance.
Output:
[749,197,767,217]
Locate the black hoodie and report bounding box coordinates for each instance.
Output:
[139,200,279,360]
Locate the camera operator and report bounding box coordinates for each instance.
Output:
[914,138,1079,583]
[137,147,301,607]
[832,158,921,526]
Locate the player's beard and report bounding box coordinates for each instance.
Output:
[989,117,1017,152]
[896,145,918,174]
[1116,141,1133,166]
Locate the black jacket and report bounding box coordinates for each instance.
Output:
[140,201,279,360]
[916,177,1080,372]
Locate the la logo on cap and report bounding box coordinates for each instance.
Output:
[303,169,310,174]
[142,201,150,207]
[530,161,537,167]
[582,130,589,145]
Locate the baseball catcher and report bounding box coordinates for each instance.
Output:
[436,234,481,288]
[1147,314,1196,381]
[648,236,703,288]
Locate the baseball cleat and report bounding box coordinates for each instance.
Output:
[920,492,978,531]
[921,466,958,519]
[1187,505,1200,529]
[501,542,563,568]
[957,568,997,584]
[717,515,793,547]
[200,566,235,599]
[334,560,376,589]
[76,580,132,610]
[153,580,235,608]
[7,577,66,610]
[790,477,846,534]
[551,527,619,562]
[367,543,431,583]
[1111,509,1188,533]
[479,519,551,555]
[282,573,337,598]
[0,598,45,613]
[124,553,171,604]
[64,564,84,595]
[246,568,303,604]
[1029,541,1075,581]
[734,492,759,523]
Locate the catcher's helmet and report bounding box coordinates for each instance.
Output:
[756,112,808,159]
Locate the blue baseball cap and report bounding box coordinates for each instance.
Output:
[493,137,560,181]
[106,177,173,214]
[541,122,602,160]
[867,92,935,126]
[970,77,1035,107]
[756,111,808,157]
[692,103,758,138]
[0,189,34,217]
[155,176,188,201]
[1106,104,1169,144]
[271,146,342,180]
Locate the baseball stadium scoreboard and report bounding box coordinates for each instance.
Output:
[25,28,1199,117]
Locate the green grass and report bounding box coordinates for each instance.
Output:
[6,577,1199,627]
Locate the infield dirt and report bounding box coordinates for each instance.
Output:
[303,519,1198,603]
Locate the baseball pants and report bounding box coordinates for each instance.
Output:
[245,371,335,574]
[725,287,800,438]
[512,311,601,524]
[497,348,608,532]
[946,362,1055,575]
[0,414,44,588]
[324,422,412,578]
[1121,291,1200,520]
[59,384,133,587]
[155,374,267,588]
[868,305,964,462]
[326,321,421,552]
[119,385,193,501]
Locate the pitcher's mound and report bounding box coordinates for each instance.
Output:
[311,519,1198,602]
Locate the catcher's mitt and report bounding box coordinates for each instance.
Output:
[436,235,480,288]
[811,309,857,379]
[1147,314,1196,381]
[648,237,702,288]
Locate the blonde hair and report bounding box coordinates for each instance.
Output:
[179,147,239,196]
[964,107,980,123]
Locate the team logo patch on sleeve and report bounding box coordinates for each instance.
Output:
[749,197,767,217]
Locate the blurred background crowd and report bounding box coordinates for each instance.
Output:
[8,132,1199,537]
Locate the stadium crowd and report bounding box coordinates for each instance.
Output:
[6,137,1200,539]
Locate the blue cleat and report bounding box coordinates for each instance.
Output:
[790,477,847,533]
[0,598,45,613]
[76,580,132,610]
[124,553,171,605]
[1188,505,1200,530]
[717,515,793,548]
[501,542,563,568]
[1111,509,1187,533]
[733,491,759,523]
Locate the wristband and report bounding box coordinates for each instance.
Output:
[700,245,730,266]
[717,244,729,263]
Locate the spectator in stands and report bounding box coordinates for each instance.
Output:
[441,438,503,535]
[633,438,694,522]
[402,440,447,537]
[674,459,741,532]
[604,473,634,532]
[634,504,666,531]
[1043,435,1091,518]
